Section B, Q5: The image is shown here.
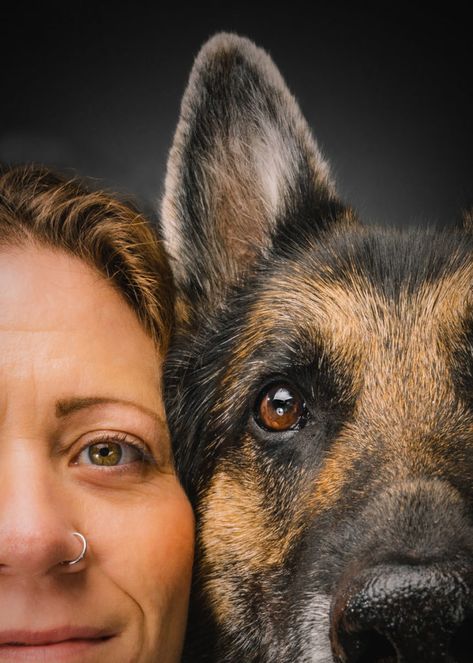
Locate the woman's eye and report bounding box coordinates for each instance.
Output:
[254,382,308,432]
[75,436,149,467]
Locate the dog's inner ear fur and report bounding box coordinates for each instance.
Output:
[161,33,336,314]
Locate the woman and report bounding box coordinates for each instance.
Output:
[0,165,194,662]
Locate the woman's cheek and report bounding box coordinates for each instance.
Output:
[83,475,194,610]
[128,480,195,658]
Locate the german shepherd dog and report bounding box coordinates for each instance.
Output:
[161,33,473,662]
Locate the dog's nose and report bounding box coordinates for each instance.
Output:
[330,563,473,662]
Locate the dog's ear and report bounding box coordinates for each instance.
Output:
[161,33,339,319]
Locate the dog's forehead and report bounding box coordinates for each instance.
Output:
[220,228,473,421]
[261,228,473,344]
[263,265,472,349]
[251,228,473,425]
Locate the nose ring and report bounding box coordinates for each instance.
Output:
[62,532,88,566]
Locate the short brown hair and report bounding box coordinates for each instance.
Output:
[0,164,174,350]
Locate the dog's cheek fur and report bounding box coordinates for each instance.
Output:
[198,439,304,601]
[195,426,338,659]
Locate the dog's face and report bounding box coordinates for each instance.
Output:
[161,34,473,662]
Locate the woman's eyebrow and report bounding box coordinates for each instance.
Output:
[55,396,162,422]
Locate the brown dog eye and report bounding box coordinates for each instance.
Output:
[255,383,307,432]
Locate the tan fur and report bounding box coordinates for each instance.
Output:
[200,434,306,572]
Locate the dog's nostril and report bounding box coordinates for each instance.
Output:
[330,564,473,662]
[450,613,473,663]
[356,630,397,663]
[332,628,397,663]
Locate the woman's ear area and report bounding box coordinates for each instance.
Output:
[161,32,337,313]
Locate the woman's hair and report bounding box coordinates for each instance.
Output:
[0,164,174,350]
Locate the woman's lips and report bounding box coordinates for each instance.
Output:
[0,626,111,645]
[0,627,114,660]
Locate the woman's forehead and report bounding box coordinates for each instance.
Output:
[1,245,123,324]
[0,245,164,415]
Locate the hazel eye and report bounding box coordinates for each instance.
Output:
[254,382,307,432]
[75,436,149,467]
[87,441,125,466]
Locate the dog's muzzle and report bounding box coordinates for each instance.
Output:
[330,561,473,662]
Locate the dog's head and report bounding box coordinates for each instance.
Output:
[161,33,473,662]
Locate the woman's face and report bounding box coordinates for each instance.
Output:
[0,245,194,662]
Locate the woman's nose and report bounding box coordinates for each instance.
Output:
[0,454,84,576]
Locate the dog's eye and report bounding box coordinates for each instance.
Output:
[255,382,307,432]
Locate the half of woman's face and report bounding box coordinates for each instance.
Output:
[0,245,194,662]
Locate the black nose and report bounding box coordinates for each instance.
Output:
[330,564,473,663]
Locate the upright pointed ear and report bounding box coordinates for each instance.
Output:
[161,33,339,319]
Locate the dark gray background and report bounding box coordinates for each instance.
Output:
[1,3,471,228]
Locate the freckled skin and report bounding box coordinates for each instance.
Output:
[0,246,194,663]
